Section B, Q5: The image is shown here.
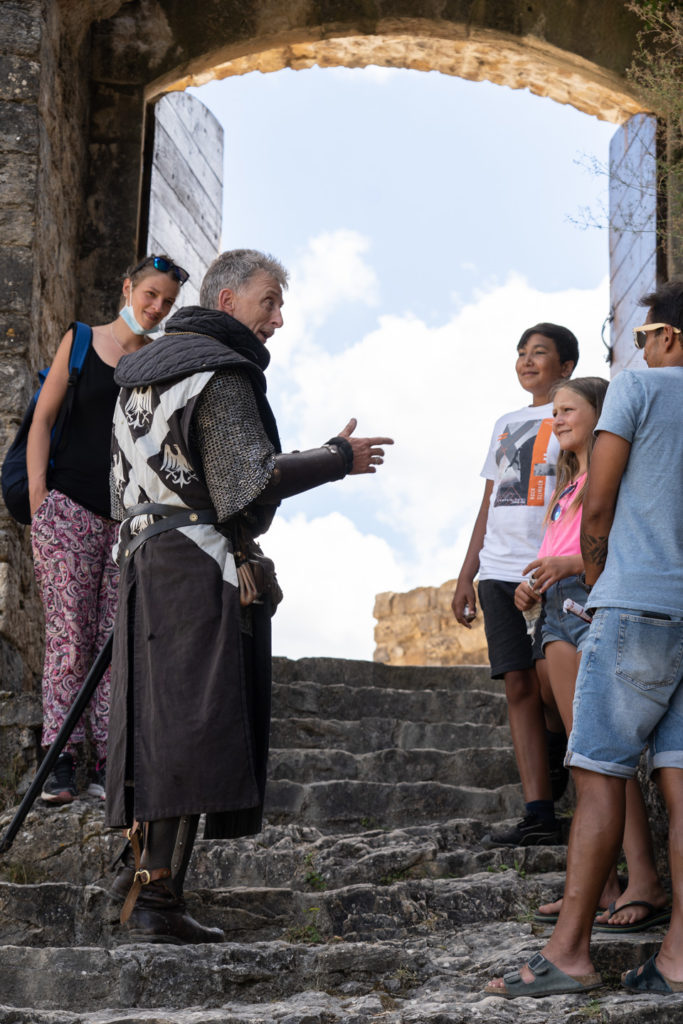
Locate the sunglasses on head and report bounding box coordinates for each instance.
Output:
[632,322,681,349]
[132,255,189,285]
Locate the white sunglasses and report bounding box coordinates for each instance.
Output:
[632,322,681,349]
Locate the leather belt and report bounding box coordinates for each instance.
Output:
[119,502,217,563]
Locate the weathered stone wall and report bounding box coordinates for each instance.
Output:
[374,580,488,667]
[0,0,101,793]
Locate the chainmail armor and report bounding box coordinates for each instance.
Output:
[190,369,276,522]
[110,472,125,522]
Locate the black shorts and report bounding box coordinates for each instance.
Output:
[478,578,544,679]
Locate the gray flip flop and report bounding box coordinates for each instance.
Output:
[485,952,603,999]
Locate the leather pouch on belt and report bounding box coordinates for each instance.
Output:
[236,547,283,615]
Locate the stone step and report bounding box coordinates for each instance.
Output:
[264,778,523,830]
[272,681,508,725]
[0,867,563,947]
[0,922,665,1014]
[272,657,501,694]
[0,807,568,890]
[188,821,569,892]
[267,746,517,788]
[270,715,512,752]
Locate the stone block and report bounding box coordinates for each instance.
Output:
[0,100,39,153]
[0,56,40,102]
[395,646,427,666]
[456,621,488,656]
[0,246,33,316]
[372,591,393,619]
[0,317,30,358]
[436,579,458,611]
[0,691,41,728]
[373,614,417,645]
[0,4,42,59]
[0,547,44,684]
[0,354,34,417]
[400,588,433,615]
[0,207,34,249]
[417,610,441,635]
[0,153,37,209]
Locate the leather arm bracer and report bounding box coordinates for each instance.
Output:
[256,440,353,505]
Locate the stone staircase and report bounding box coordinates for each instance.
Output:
[0,657,677,1022]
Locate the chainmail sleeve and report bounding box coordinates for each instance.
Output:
[110,472,125,522]
[189,368,277,522]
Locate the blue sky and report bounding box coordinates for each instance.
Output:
[190,66,616,659]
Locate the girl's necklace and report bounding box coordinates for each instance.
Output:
[110,323,129,353]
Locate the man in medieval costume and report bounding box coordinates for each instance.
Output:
[106,249,392,943]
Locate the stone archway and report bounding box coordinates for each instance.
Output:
[82,4,650,330]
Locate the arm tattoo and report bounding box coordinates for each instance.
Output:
[580,529,608,569]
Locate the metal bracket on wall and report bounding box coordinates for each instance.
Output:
[601,307,615,365]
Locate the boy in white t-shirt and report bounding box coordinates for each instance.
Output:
[452,323,578,846]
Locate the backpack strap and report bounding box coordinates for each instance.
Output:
[51,322,93,455]
[67,321,93,380]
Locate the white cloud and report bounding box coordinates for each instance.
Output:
[271,229,379,366]
[326,65,400,87]
[267,512,408,660]
[262,233,611,659]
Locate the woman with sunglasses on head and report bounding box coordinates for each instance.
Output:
[515,376,669,933]
[27,255,187,805]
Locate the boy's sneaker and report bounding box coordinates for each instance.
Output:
[87,758,106,800]
[41,752,77,805]
[482,813,563,848]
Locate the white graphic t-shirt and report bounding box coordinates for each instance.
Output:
[478,402,559,583]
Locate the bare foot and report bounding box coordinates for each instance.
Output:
[486,962,536,992]
[537,877,622,919]
[656,946,683,985]
[595,889,669,927]
[537,896,563,917]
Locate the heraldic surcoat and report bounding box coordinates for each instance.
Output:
[105,307,280,837]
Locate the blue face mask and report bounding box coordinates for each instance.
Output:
[120,287,162,335]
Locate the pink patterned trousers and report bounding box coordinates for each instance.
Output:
[31,490,119,759]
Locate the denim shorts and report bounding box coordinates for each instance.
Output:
[541,575,592,652]
[567,606,683,777]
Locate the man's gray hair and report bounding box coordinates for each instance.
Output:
[200,249,289,308]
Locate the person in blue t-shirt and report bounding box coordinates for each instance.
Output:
[486,278,683,999]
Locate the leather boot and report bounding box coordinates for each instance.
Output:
[119,816,224,945]
[109,837,136,901]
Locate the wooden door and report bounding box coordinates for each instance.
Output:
[609,113,659,374]
[143,91,224,308]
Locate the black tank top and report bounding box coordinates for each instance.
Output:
[49,340,119,518]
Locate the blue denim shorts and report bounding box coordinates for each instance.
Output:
[541,576,592,652]
[567,606,683,777]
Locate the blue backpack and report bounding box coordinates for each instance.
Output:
[1,321,92,524]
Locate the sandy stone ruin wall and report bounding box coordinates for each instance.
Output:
[373,580,489,667]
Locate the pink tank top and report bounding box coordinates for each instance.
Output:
[537,472,586,559]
